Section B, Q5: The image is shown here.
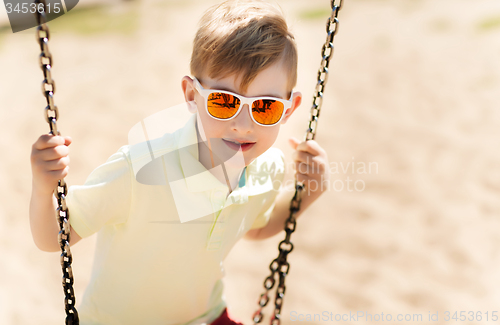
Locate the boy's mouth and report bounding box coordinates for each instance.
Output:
[222,138,256,152]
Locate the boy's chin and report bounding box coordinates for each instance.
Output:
[208,141,251,169]
[218,151,249,169]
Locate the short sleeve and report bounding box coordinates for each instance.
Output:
[250,201,276,230]
[249,149,286,230]
[66,146,132,238]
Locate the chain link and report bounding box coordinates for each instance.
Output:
[253,1,342,323]
[34,1,79,324]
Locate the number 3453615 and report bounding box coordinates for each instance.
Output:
[6,2,62,14]
[444,311,498,322]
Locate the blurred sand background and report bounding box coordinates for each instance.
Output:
[1,0,500,324]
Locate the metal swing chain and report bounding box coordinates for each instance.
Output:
[252,1,343,324]
[34,1,79,324]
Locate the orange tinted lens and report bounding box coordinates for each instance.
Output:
[252,100,284,125]
[207,92,240,119]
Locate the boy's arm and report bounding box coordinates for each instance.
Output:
[30,134,81,252]
[29,187,81,252]
[244,138,329,240]
[244,182,322,240]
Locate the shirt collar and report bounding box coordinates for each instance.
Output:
[175,114,237,193]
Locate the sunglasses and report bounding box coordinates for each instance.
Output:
[193,77,293,126]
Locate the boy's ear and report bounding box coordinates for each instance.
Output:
[181,76,198,114]
[280,91,302,124]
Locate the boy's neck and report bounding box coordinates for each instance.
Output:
[195,120,244,197]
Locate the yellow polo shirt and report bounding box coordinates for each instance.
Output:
[66,113,285,325]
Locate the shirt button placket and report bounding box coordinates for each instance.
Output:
[207,189,227,250]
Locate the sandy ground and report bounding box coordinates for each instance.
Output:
[1,0,500,324]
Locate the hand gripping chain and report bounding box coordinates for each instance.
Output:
[34,1,79,324]
[252,1,343,324]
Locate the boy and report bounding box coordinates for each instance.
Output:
[29,0,330,324]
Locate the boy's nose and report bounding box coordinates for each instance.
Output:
[231,104,253,133]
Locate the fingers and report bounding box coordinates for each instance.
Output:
[64,135,72,146]
[294,171,311,185]
[288,137,329,195]
[294,172,330,192]
[293,139,324,156]
[32,134,65,150]
[288,137,300,150]
[45,164,70,180]
[292,160,324,176]
[43,155,70,171]
[292,150,319,165]
[31,162,70,195]
[31,134,72,193]
[32,136,70,161]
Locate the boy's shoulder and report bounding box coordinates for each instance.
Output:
[123,107,195,170]
[115,129,179,185]
[125,131,178,159]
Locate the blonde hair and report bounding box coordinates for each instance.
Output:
[190,0,297,93]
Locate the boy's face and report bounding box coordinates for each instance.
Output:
[182,60,302,168]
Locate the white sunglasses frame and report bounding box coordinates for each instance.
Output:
[192,77,293,127]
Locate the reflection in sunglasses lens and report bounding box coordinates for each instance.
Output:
[252,100,283,125]
[208,93,240,119]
